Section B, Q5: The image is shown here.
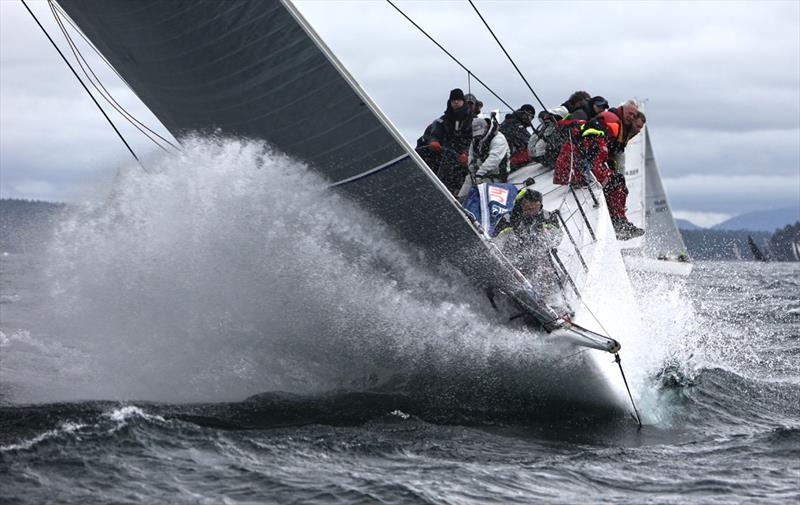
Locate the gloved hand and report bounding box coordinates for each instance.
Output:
[458,152,469,166]
[428,141,442,153]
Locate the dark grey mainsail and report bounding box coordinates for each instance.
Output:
[55,0,619,352]
[57,0,505,284]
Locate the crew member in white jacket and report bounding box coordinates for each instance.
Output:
[457,115,510,201]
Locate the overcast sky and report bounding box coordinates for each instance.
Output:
[1,0,798,227]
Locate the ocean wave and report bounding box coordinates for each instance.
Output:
[1,421,87,452]
[103,405,167,426]
[653,365,800,432]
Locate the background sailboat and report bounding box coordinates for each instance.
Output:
[624,127,693,276]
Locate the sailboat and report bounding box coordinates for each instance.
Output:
[747,235,768,262]
[51,0,643,419]
[622,127,693,276]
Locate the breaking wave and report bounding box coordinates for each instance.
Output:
[8,136,612,410]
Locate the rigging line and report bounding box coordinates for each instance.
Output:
[564,130,597,241]
[51,1,130,84]
[555,210,588,272]
[47,3,170,154]
[20,0,148,172]
[550,249,581,298]
[50,1,180,152]
[467,0,547,112]
[570,186,597,242]
[615,353,643,427]
[47,1,180,153]
[551,347,588,365]
[385,0,513,111]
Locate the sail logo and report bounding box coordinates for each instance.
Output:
[488,186,509,206]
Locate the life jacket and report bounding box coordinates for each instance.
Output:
[499,111,532,170]
[577,114,618,185]
[437,104,473,153]
[471,117,510,182]
[607,106,635,156]
[552,114,619,186]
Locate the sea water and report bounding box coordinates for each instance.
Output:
[1,139,798,504]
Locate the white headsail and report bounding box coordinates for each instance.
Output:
[618,122,646,250]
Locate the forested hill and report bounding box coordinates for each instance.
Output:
[0,199,69,253]
[712,206,800,232]
[680,229,772,261]
[679,222,800,262]
[768,222,800,261]
[2,198,797,262]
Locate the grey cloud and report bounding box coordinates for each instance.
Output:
[298,0,800,132]
[664,175,799,215]
[1,0,798,218]
[651,127,800,178]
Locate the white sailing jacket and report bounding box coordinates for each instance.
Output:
[468,132,510,179]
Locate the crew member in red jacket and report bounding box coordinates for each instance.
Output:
[605,100,645,239]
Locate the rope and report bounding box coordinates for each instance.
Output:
[552,347,589,364]
[20,0,148,173]
[385,0,513,111]
[50,1,130,86]
[47,0,181,153]
[615,353,643,427]
[467,0,547,112]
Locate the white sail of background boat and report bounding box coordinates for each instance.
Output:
[623,127,693,276]
[52,0,644,418]
[617,115,647,251]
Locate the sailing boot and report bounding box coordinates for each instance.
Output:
[612,218,645,240]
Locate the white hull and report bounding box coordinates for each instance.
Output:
[507,163,645,413]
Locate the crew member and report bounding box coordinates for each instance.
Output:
[416,88,473,195]
[500,104,535,170]
[494,189,563,294]
[605,100,645,239]
[457,115,510,200]
[570,95,609,121]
